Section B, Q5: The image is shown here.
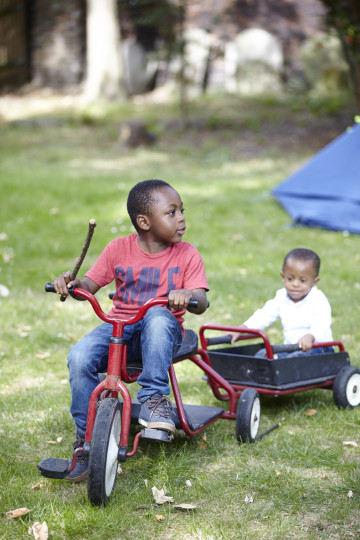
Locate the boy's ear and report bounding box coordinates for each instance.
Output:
[313,276,320,285]
[280,271,285,280]
[136,214,150,231]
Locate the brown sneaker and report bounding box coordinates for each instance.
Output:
[66,433,88,483]
[138,394,176,433]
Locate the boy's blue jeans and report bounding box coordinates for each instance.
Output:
[67,306,183,438]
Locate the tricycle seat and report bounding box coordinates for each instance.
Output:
[174,328,198,360]
[126,329,198,375]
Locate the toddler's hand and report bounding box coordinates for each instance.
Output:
[226,332,241,344]
[298,333,315,352]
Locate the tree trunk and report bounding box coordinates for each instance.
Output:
[85,0,125,101]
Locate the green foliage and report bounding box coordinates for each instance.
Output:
[0,93,359,539]
[320,0,360,111]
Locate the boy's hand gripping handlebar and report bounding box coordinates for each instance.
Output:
[60,219,96,302]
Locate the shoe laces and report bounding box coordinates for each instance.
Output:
[72,434,86,462]
[73,433,85,451]
[146,395,173,420]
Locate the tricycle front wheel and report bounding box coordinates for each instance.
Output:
[236,388,260,443]
[87,398,121,505]
[333,366,360,409]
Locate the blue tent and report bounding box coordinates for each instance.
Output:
[272,123,360,233]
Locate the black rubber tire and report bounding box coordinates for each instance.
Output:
[333,365,360,409]
[236,388,261,443]
[87,398,121,506]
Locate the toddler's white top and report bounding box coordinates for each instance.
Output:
[244,286,333,344]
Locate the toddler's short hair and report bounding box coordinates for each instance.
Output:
[283,248,321,276]
[127,179,171,229]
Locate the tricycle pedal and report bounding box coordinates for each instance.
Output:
[38,457,69,479]
[140,428,174,443]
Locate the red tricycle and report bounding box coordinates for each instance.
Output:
[39,284,251,506]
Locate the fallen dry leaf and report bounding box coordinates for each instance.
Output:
[2,249,14,263]
[6,507,30,519]
[244,495,254,504]
[36,352,50,359]
[62,333,77,342]
[347,490,354,498]
[28,521,49,540]
[152,486,174,505]
[305,409,317,416]
[196,433,208,450]
[31,483,42,490]
[343,441,358,448]
[173,503,197,510]
[155,514,165,521]
[185,480,192,488]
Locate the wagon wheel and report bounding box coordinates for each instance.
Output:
[87,398,121,505]
[333,366,360,409]
[236,388,261,443]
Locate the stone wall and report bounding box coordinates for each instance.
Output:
[185,0,325,78]
[31,0,85,87]
[28,0,326,90]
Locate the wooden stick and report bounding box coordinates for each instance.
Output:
[60,219,96,302]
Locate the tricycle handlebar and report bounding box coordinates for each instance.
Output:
[45,282,56,293]
[45,282,198,327]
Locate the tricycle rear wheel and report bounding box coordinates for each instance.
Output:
[236,388,260,443]
[333,366,360,409]
[88,398,121,505]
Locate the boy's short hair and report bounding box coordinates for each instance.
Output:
[283,248,321,276]
[127,179,171,229]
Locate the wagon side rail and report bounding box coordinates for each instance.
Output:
[199,325,274,357]
[199,324,345,359]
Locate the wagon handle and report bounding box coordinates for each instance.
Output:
[60,219,96,302]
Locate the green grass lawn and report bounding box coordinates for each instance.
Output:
[0,92,359,539]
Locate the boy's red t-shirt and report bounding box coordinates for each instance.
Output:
[85,234,209,329]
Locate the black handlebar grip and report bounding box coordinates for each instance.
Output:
[45,282,56,293]
[207,335,232,346]
[272,343,301,353]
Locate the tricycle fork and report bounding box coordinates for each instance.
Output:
[84,339,133,451]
